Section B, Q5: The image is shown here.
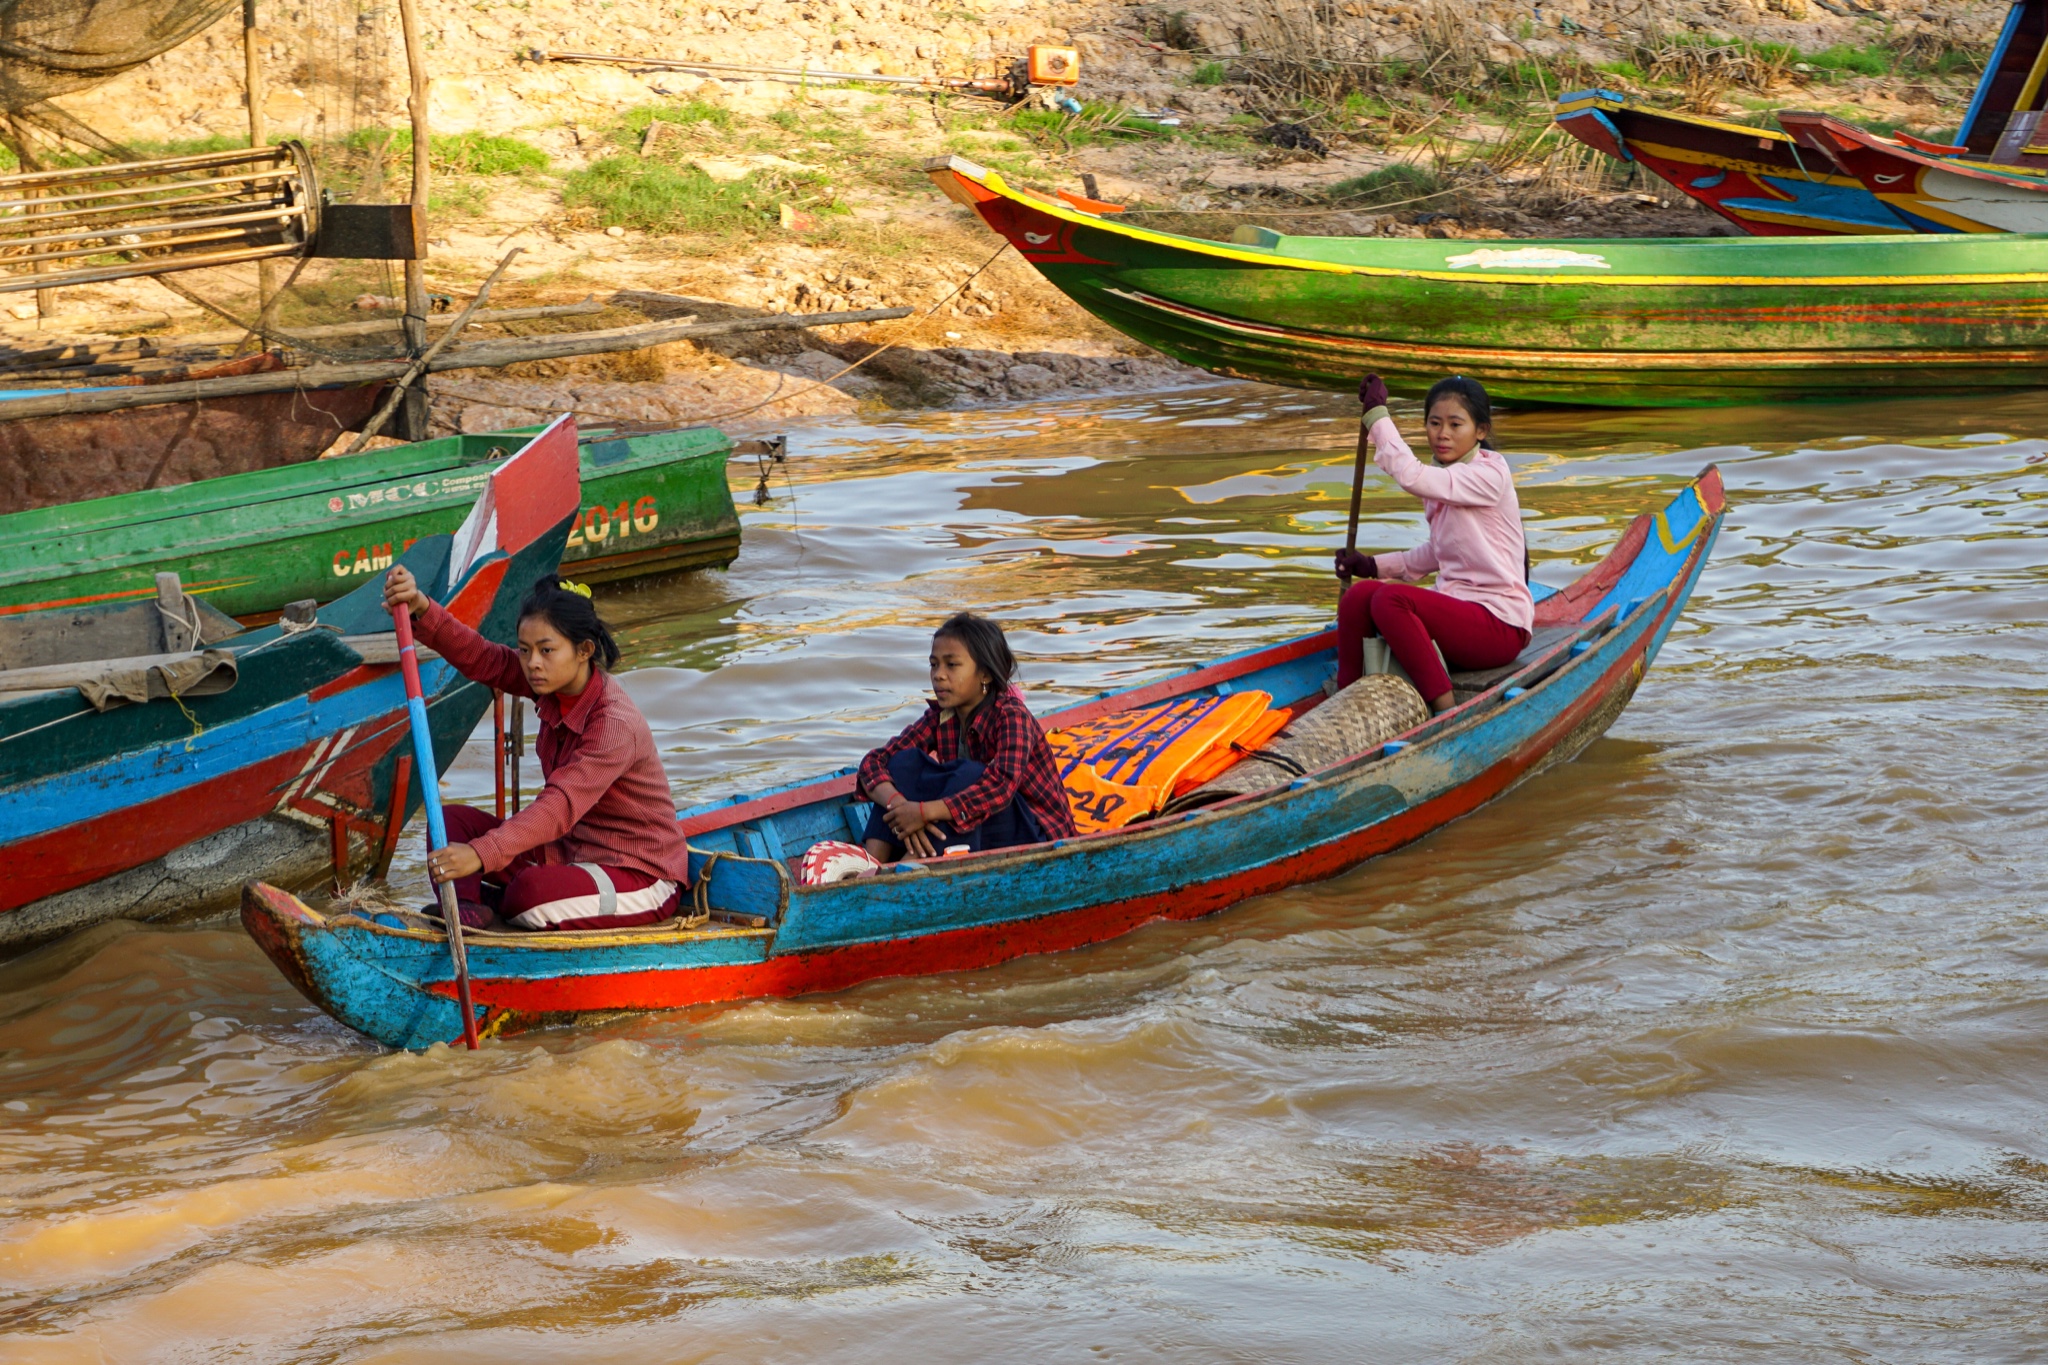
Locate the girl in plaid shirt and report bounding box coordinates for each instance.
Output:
[858,613,1078,861]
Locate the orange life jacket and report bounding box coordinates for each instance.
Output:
[1049,690,1275,833]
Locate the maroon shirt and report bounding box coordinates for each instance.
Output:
[857,686,1078,840]
[415,601,691,885]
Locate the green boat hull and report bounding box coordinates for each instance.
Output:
[929,155,2048,407]
[0,425,741,621]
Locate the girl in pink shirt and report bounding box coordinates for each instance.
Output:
[1332,374,1533,714]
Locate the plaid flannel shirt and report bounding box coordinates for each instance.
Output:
[857,686,1078,840]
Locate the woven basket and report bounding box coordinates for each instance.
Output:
[1173,675,1427,805]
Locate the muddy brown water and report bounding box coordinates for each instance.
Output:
[3,383,2045,1361]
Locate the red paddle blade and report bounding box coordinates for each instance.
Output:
[448,415,581,587]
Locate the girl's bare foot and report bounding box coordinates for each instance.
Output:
[1428,691,1456,715]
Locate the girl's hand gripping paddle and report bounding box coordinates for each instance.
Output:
[392,601,480,1050]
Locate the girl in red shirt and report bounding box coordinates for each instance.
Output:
[383,567,692,931]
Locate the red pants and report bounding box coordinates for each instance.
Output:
[1336,581,1529,700]
[439,805,681,932]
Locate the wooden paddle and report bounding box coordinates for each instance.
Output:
[392,601,481,1050]
[1338,412,1372,595]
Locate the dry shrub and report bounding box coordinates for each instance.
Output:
[1517,138,1628,214]
[1231,0,1380,110]
[1412,0,1492,94]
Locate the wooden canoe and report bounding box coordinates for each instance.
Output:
[1780,111,2048,234]
[1551,91,1910,235]
[0,424,740,626]
[242,468,1726,1051]
[925,154,2048,407]
[0,421,581,954]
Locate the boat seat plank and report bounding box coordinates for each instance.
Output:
[1449,624,1575,697]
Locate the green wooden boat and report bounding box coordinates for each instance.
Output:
[928,154,2048,407]
[0,424,742,622]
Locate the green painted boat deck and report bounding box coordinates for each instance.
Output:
[0,425,741,620]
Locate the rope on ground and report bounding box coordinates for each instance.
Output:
[690,238,1014,425]
[426,240,1015,430]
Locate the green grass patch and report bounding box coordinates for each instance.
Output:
[1327,163,1445,208]
[609,99,735,152]
[428,131,548,176]
[129,133,252,158]
[1595,60,1644,81]
[1191,60,1229,86]
[343,128,549,177]
[561,155,837,237]
[1803,44,1891,77]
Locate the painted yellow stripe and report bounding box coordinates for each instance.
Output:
[1654,492,1709,554]
[1878,195,2012,234]
[1555,96,1792,143]
[968,167,2048,288]
[1626,137,1861,187]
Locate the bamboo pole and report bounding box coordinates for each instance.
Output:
[396,0,433,440]
[6,117,58,322]
[244,0,284,329]
[343,246,519,452]
[0,305,913,420]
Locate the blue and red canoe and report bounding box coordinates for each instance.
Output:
[0,419,582,953]
[244,468,1726,1050]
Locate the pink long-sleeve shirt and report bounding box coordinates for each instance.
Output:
[414,600,692,885]
[1366,412,1533,634]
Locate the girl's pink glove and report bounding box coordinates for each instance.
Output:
[1358,374,1390,410]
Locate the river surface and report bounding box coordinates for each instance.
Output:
[3,383,2046,1361]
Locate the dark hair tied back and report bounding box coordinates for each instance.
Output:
[519,576,621,671]
[1425,374,1493,439]
[934,612,1017,691]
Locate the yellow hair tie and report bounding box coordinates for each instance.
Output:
[561,580,592,599]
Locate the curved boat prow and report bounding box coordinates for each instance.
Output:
[242,881,487,1049]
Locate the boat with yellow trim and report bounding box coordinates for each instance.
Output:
[926,154,2048,407]
[1552,90,1911,236]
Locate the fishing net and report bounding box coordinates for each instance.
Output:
[0,0,237,110]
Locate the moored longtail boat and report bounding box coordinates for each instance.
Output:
[1779,110,2048,235]
[924,154,2048,407]
[243,468,1726,1050]
[1551,91,1910,236]
[0,423,742,625]
[0,419,581,952]
[1554,2,2048,234]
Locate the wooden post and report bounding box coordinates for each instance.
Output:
[395,0,433,440]
[373,753,413,879]
[7,118,57,322]
[510,698,523,812]
[245,0,282,325]
[492,691,506,818]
